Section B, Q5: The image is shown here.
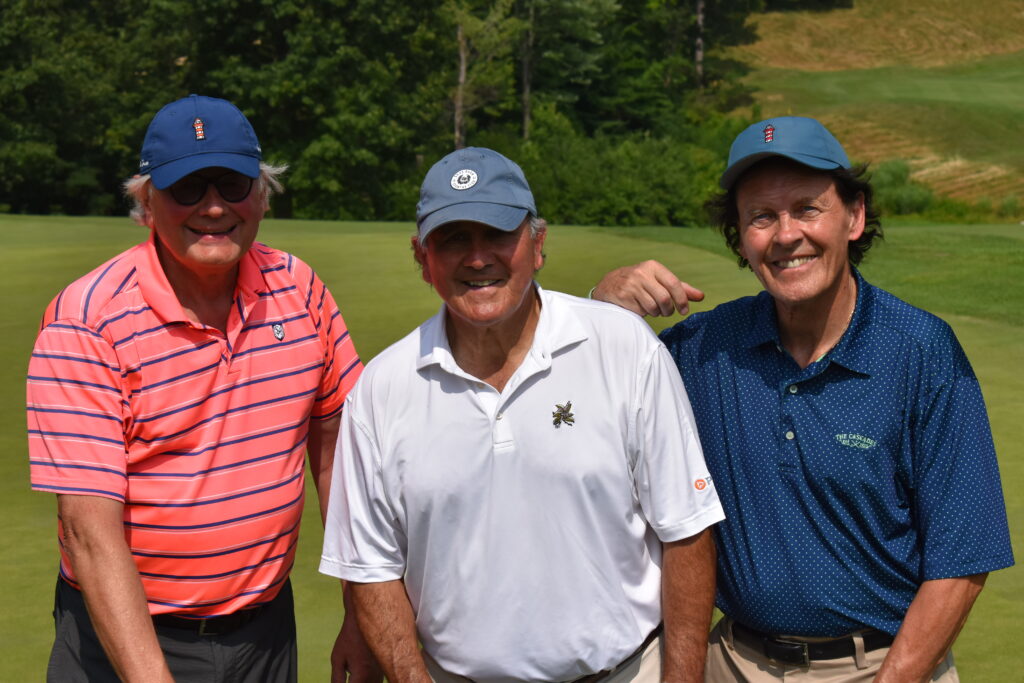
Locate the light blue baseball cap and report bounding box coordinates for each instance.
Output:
[720,116,850,190]
[416,147,536,240]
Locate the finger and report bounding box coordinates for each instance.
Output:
[632,290,665,318]
[651,269,704,316]
[682,282,705,302]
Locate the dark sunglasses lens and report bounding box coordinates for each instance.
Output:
[216,174,253,202]
[169,176,207,205]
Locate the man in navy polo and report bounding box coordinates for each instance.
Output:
[593,116,1013,681]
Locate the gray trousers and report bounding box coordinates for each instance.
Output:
[47,577,297,683]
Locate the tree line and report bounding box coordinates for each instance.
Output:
[0,0,849,225]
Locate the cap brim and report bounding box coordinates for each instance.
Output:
[149,152,261,189]
[418,202,529,240]
[719,151,843,190]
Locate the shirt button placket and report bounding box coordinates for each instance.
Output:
[779,380,799,472]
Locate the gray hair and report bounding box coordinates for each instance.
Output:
[123,162,288,226]
[528,215,547,238]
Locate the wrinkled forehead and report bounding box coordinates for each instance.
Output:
[735,157,838,202]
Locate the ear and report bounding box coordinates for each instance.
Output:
[847,192,866,242]
[139,179,156,228]
[532,226,547,272]
[411,235,432,285]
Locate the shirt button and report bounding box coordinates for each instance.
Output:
[788,384,798,394]
[785,430,795,440]
[496,413,503,420]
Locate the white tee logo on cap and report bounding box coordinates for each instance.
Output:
[451,169,478,190]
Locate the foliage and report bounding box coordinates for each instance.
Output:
[871,160,935,216]
[0,0,765,224]
[867,159,1022,223]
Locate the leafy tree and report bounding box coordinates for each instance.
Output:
[444,0,524,149]
[516,0,618,140]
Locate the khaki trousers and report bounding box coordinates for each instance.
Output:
[424,634,662,683]
[705,617,958,682]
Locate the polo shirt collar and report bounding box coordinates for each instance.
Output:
[135,232,268,325]
[740,267,874,376]
[826,267,875,376]
[416,283,589,377]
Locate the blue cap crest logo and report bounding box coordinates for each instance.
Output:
[451,169,478,190]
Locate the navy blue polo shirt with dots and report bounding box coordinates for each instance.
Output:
[660,269,1014,637]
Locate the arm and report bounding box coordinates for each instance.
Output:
[58,494,173,683]
[351,580,431,683]
[309,413,384,683]
[592,260,704,317]
[308,412,342,524]
[661,529,717,683]
[875,574,987,683]
[330,581,385,683]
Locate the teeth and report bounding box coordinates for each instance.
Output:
[777,257,814,268]
[189,226,234,235]
[467,280,499,287]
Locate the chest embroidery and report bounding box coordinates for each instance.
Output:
[552,401,575,428]
[272,323,285,341]
[835,433,876,450]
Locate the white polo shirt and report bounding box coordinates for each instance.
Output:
[321,286,724,682]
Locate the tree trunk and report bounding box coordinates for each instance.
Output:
[455,22,468,149]
[520,0,534,141]
[694,0,705,89]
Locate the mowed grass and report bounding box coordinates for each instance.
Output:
[1,215,1021,680]
[749,53,1024,174]
[729,0,1024,202]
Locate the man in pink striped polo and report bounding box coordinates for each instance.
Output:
[27,95,377,682]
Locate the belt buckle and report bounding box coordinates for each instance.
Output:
[198,618,217,637]
[769,638,810,667]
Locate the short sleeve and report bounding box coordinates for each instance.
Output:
[320,393,407,582]
[914,375,1014,579]
[305,270,362,420]
[27,321,129,501]
[633,342,725,543]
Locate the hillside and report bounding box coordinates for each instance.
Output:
[727,0,1024,204]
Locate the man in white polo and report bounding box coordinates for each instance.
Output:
[320,147,724,683]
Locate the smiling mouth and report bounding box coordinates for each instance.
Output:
[464,279,501,288]
[188,225,236,237]
[774,256,816,269]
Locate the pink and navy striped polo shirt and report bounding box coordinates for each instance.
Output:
[27,234,361,616]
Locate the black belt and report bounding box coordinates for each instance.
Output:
[152,603,268,637]
[731,620,895,667]
[571,624,662,683]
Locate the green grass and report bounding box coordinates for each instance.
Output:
[727,0,1024,203]
[750,52,1024,175]
[2,215,1020,680]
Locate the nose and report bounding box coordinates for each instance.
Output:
[774,212,802,246]
[197,183,227,218]
[463,235,494,269]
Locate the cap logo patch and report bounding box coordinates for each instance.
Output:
[763,124,775,143]
[450,169,478,190]
[193,117,206,140]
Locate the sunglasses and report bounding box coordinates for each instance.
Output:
[168,171,255,206]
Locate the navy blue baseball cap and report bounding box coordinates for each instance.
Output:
[138,94,262,189]
[416,147,536,240]
[720,116,850,190]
